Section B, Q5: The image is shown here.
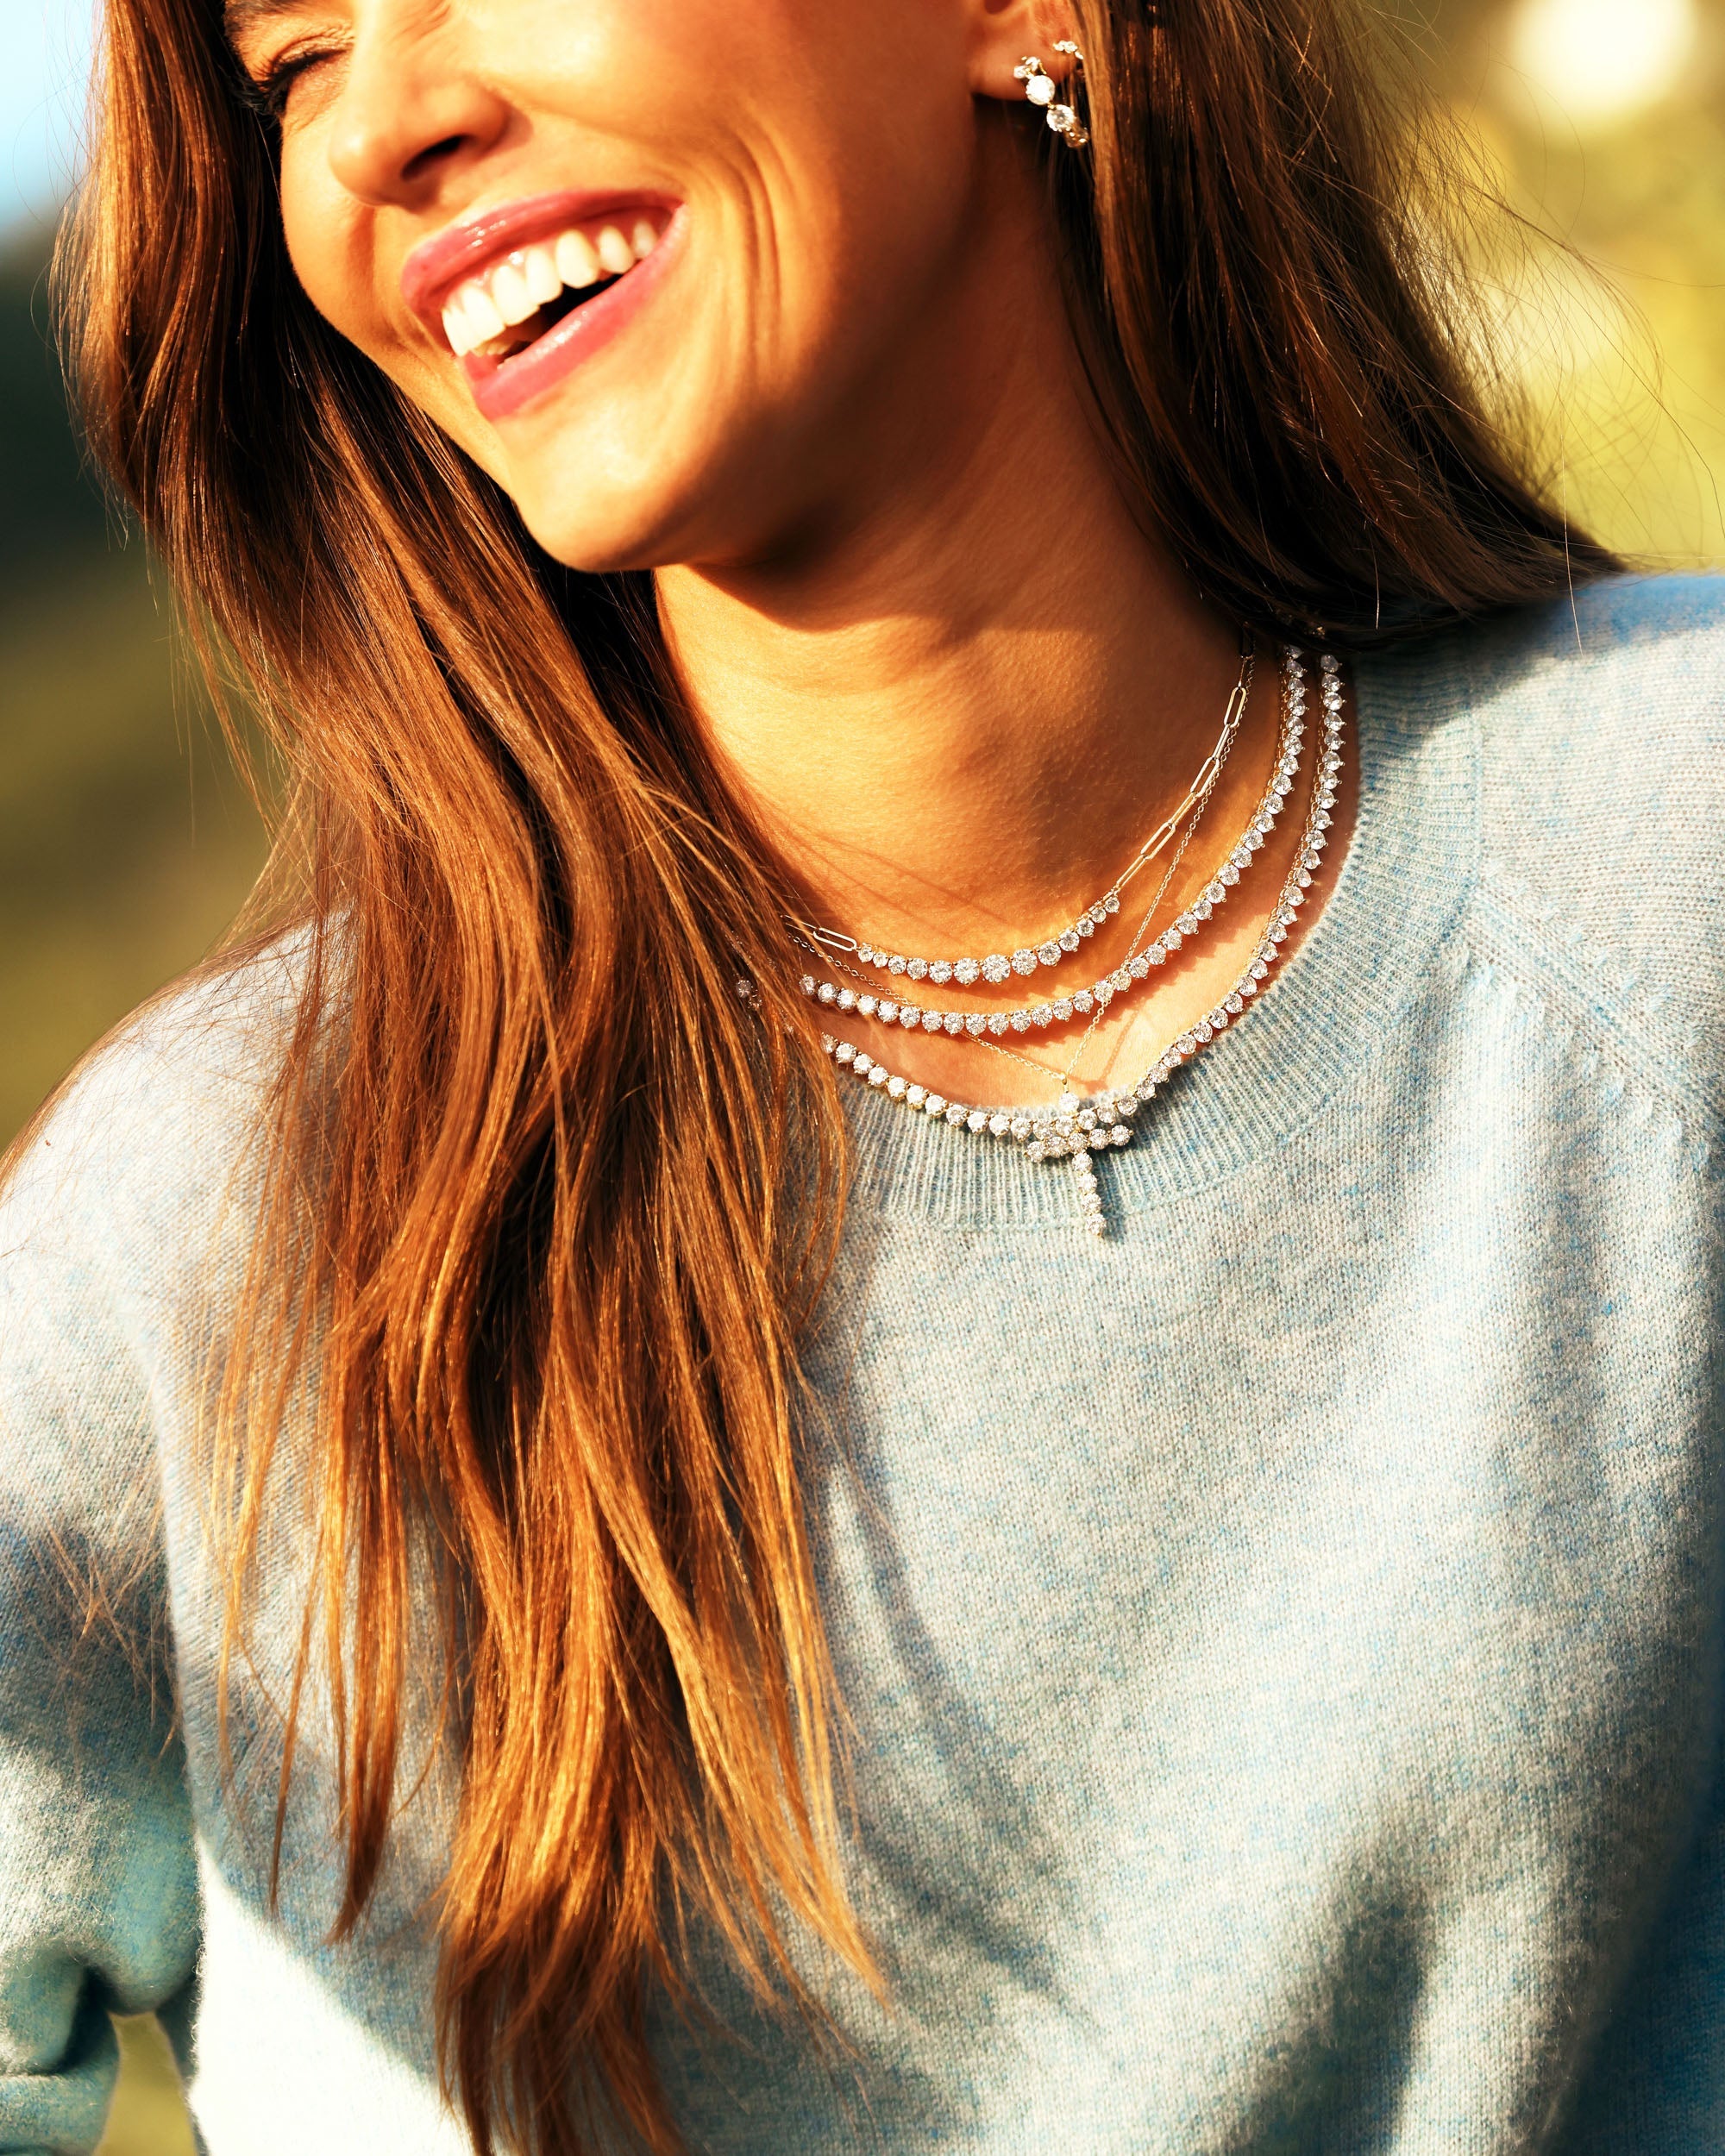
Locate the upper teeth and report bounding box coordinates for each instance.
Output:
[441,217,662,357]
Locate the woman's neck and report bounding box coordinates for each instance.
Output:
[653,166,1258,963]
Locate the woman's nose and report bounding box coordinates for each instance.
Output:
[325,11,511,209]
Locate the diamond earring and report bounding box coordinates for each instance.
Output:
[1013,42,1090,147]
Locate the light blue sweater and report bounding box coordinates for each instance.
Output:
[3,576,1722,2155]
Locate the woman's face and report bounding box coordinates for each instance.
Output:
[229,0,1060,573]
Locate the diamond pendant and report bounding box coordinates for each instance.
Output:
[1018,1089,1138,1238]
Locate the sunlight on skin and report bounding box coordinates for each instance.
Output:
[228,0,1332,1107]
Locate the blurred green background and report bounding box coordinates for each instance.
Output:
[0,0,1717,2149]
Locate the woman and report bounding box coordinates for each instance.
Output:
[1,0,1719,2147]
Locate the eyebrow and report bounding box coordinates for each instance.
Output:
[222,0,314,38]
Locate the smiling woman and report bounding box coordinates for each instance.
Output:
[3,1,1723,2154]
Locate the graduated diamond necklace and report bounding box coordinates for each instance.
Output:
[792,644,1257,994]
[781,648,1345,1239]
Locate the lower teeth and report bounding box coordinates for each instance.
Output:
[474,277,618,362]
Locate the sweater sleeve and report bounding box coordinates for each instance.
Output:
[0,1114,202,2154]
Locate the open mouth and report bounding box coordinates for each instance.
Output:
[439,211,670,362]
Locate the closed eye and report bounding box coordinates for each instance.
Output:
[234,40,345,123]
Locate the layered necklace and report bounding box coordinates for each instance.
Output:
[754,646,1346,1238]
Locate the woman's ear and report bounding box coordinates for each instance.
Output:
[965,1,1084,103]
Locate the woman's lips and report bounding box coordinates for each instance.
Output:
[460,205,687,423]
[401,188,678,326]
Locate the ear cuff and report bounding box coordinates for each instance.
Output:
[1013,42,1089,147]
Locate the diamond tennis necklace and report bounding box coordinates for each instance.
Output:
[794,649,1301,1046]
[805,649,1345,1239]
[790,644,1256,991]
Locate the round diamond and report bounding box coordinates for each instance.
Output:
[1130,956,1150,980]
[943,1012,965,1036]
[1073,991,1095,1014]
[887,1075,906,1099]
[888,954,907,975]
[930,961,953,985]
[1059,930,1082,954]
[1010,1012,1030,1033]
[1146,946,1166,967]
[988,1113,1011,1138]
[955,958,981,986]
[878,1000,899,1025]
[899,1006,920,1028]
[1112,968,1132,992]
[1043,1136,1068,1159]
[923,1009,944,1031]
[1076,1172,1099,1194]
[906,957,929,981]
[817,983,837,1006]
[1077,917,1095,937]
[1071,1149,1093,1170]
[1032,1006,1054,1028]
[836,1043,856,1064]
[967,1110,988,1132]
[945,1104,967,1126]
[857,993,877,1017]
[868,1066,888,1087]
[1104,893,1120,914]
[1110,1125,1131,1147]
[965,1013,988,1037]
[924,1094,946,1117]
[982,953,1012,983]
[987,1013,1008,1036]
[836,988,857,1012]
[853,1053,872,1075]
[1010,1115,1033,1140]
[1038,942,1061,967]
[1024,71,1056,103]
[1026,1141,1045,1162]
[1011,950,1038,977]
[906,1085,926,1106]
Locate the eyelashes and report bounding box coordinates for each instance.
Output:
[232,43,340,123]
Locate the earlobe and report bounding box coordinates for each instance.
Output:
[969,7,1085,111]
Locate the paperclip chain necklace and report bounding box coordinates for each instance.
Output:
[803,649,1345,1239]
[794,647,1300,1047]
[791,645,1256,992]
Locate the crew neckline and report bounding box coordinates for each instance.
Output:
[842,627,1480,1231]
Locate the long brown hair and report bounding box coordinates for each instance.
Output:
[62,0,1612,2147]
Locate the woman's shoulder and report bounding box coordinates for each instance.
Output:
[0,928,317,1328]
[1406,573,1725,1124]
[1452,568,1725,749]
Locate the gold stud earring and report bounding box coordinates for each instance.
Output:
[1013,43,1090,147]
